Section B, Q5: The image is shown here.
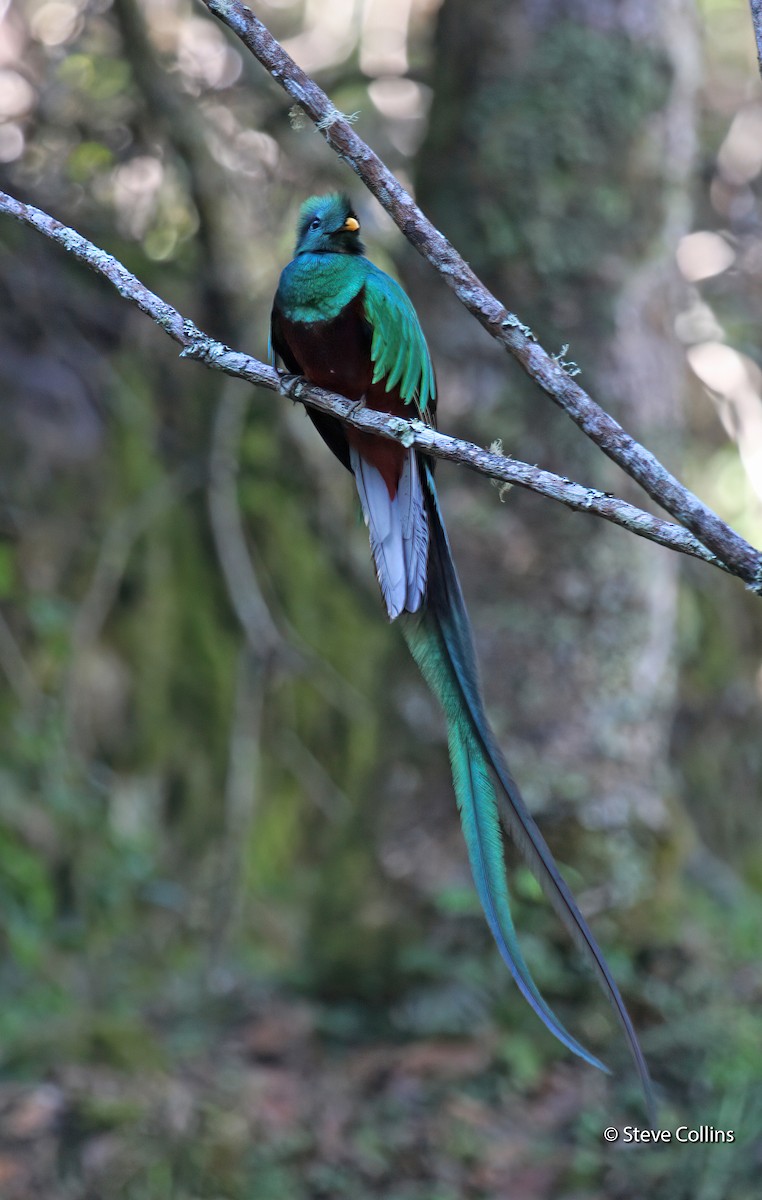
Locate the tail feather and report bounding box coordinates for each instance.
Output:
[396,449,429,602]
[350,446,428,619]
[452,716,608,1070]
[402,461,655,1121]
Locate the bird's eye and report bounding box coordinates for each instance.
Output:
[310,217,320,230]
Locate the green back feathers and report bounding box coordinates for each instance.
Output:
[363,263,436,413]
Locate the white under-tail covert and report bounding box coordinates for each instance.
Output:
[349,445,429,619]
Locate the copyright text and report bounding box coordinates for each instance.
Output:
[603,1126,734,1144]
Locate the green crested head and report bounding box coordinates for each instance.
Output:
[294,193,365,257]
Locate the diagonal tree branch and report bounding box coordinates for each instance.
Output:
[0,188,739,580]
[201,0,762,593]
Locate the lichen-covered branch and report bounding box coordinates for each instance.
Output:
[0,188,738,577]
[201,0,762,593]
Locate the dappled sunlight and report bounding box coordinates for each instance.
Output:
[676,230,735,282]
[687,342,762,532]
[278,0,422,79]
[0,67,34,119]
[0,119,22,160]
[717,102,762,186]
[206,103,280,177]
[688,340,748,395]
[29,0,83,47]
[0,1,24,63]
[176,16,242,92]
[111,154,164,239]
[360,0,413,76]
[673,295,725,344]
[368,76,427,119]
[283,0,359,73]
[368,76,431,154]
[673,58,762,547]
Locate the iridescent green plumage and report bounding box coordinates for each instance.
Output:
[363,264,435,412]
[271,194,654,1119]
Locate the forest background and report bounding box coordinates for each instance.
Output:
[0,0,761,1197]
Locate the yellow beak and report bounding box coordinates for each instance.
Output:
[343,216,360,232]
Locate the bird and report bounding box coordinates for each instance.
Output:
[270,192,654,1117]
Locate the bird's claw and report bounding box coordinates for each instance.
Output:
[278,371,306,400]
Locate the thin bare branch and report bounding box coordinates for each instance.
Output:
[208,383,284,657]
[207,379,371,716]
[201,0,762,593]
[63,465,202,747]
[70,467,201,657]
[207,646,265,964]
[0,609,39,709]
[0,188,740,581]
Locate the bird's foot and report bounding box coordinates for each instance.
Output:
[278,371,306,400]
[347,395,366,416]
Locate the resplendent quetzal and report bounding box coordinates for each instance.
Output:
[271,193,653,1113]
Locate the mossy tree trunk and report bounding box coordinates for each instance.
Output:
[410,0,700,1021]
